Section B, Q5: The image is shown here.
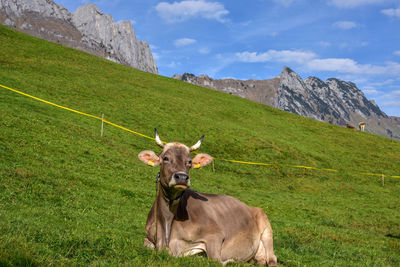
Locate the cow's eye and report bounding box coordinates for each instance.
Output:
[163,156,169,162]
[187,160,192,165]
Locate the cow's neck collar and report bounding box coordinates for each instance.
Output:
[157,174,185,208]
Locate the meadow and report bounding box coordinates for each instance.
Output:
[0,25,400,266]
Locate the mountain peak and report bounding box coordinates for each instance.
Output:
[281,66,294,75]
[79,3,100,11]
[174,67,398,139]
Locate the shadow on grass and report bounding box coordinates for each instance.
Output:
[385,233,400,240]
[0,255,38,267]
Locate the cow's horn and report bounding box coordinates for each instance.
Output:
[154,128,164,148]
[190,135,204,151]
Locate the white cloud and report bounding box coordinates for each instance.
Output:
[379,90,400,99]
[152,52,160,61]
[380,100,400,108]
[394,51,400,56]
[269,31,279,37]
[362,88,400,116]
[199,47,211,54]
[150,44,158,50]
[200,53,236,77]
[239,20,252,27]
[363,88,381,95]
[354,78,368,84]
[330,0,386,8]
[306,59,400,75]
[369,79,394,86]
[379,97,400,116]
[155,0,229,23]
[332,21,358,30]
[319,41,331,47]
[381,6,400,18]
[235,49,400,77]
[306,58,359,72]
[377,90,400,115]
[235,50,317,64]
[167,61,181,68]
[174,38,197,47]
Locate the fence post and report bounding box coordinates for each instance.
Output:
[101,114,104,137]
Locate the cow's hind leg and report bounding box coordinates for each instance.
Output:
[252,207,277,266]
[260,226,277,266]
[144,237,155,249]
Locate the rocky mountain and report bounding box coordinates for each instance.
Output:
[0,0,158,74]
[173,67,400,140]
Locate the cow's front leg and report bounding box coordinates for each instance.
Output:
[204,234,224,263]
[154,212,174,250]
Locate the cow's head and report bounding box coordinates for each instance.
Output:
[138,129,213,193]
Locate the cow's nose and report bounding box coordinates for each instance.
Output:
[174,172,189,183]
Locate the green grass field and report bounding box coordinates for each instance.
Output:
[1,25,400,266]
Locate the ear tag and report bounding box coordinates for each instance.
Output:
[194,163,201,169]
[147,160,155,167]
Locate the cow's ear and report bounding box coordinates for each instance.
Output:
[138,150,160,167]
[192,153,213,169]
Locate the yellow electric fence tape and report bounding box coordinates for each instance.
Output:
[1,83,399,179]
[0,83,154,141]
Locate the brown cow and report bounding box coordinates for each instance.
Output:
[138,129,277,266]
[346,124,356,130]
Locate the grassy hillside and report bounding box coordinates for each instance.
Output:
[1,24,400,266]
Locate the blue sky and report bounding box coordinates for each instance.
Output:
[56,0,400,116]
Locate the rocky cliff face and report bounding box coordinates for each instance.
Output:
[278,67,387,123]
[0,0,83,49]
[0,0,158,74]
[173,73,280,107]
[71,4,157,74]
[173,67,400,140]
